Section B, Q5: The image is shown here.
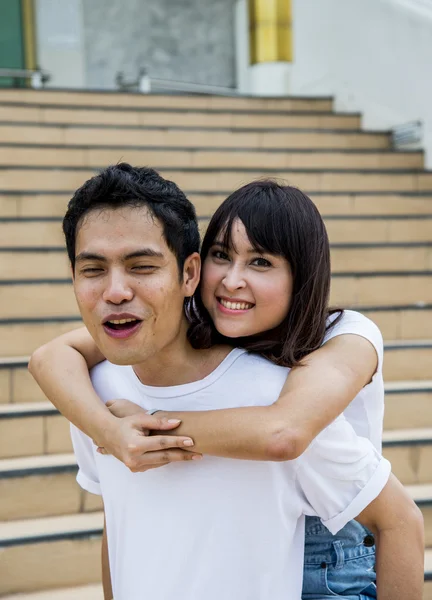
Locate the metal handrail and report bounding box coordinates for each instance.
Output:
[116,68,237,96]
[0,68,50,89]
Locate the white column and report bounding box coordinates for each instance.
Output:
[235,0,293,96]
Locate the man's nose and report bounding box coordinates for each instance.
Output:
[102,271,134,304]
[222,265,246,291]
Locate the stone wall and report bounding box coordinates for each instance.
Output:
[82,0,237,89]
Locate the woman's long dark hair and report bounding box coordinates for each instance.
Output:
[188,179,342,367]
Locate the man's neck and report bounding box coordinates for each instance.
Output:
[132,321,233,387]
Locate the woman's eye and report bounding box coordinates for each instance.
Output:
[252,257,272,268]
[212,250,229,261]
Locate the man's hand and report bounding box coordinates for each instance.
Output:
[96,399,202,471]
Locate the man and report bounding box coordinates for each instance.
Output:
[61,164,422,599]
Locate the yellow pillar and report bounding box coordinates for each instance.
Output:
[21,0,36,70]
[247,0,293,96]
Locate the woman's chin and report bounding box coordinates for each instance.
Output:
[216,322,258,339]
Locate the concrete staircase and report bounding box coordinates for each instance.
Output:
[0,88,431,598]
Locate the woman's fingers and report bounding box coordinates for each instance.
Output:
[130,449,203,471]
[97,447,202,472]
[105,400,182,432]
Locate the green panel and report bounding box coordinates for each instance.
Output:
[0,0,25,87]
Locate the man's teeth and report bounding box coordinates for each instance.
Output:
[220,299,253,310]
[107,318,137,325]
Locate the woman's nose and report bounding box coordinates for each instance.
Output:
[222,266,246,291]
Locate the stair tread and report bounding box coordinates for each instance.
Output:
[385,380,432,391]
[0,355,29,366]
[382,428,432,442]
[0,401,55,415]
[405,483,432,501]
[426,548,432,571]
[1,584,103,599]
[0,453,76,473]
[0,511,104,542]
[384,339,432,347]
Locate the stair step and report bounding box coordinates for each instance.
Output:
[1,379,431,452]
[0,125,391,163]
[0,89,335,112]
[383,428,432,444]
[0,358,50,404]
[1,191,431,219]
[0,428,431,520]
[0,504,430,595]
[0,510,103,548]
[1,166,432,194]
[0,512,103,595]
[1,274,432,322]
[1,584,103,600]
[0,453,102,520]
[0,404,70,459]
[0,103,362,130]
[2,243,432,280]
[0,144,422,170]
[2,217,432,249]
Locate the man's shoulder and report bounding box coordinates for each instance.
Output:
[90,361,133,393]
[230,351,290,383]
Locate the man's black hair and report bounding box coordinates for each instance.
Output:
[63,163,200,276]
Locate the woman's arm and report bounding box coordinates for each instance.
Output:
[28,328,201,465]
[155,334,378,460]
[104,333,378,469]
[356,474,424,600]
[29,327,111,443]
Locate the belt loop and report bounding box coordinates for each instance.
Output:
[332,540,345,570]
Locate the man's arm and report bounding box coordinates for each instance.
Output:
[102,514,113,600]
[356,474,424,600]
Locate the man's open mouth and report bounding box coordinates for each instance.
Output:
[104,318,142,332]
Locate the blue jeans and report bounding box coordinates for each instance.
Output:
[302,517,377,599]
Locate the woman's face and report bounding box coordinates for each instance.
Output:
[201,219,293,338]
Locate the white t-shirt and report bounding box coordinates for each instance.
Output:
[324,310,384,451]
[71,313,390,600]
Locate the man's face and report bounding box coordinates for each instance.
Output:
[73,205,198,365]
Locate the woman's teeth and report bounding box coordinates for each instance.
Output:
[219,299,253,310]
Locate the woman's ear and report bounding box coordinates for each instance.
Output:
[182,252,201,296]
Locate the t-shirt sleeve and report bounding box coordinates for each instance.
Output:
[295,415,391,534]
[70,423,102,496]
[323,310,384,374]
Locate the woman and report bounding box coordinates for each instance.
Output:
[29,179,415,598]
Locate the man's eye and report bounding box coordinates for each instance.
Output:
[252,257,272,268]
[83,268,103,274]
[132,265,157,271]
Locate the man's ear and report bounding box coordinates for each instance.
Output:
[182,252,201,296]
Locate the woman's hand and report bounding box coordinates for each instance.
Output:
[96,399,202,471]
[106,398,148,419]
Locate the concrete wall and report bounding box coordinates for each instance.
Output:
[82,0,237,89]
[291,0,432,165]
[35,0,86,88]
